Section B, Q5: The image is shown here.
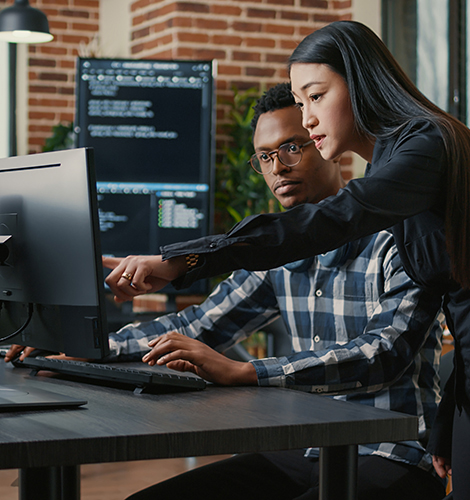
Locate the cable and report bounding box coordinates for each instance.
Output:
[0,303,34,343]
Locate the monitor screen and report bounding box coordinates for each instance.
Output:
[0,148,109,359]
[75,58,215,295]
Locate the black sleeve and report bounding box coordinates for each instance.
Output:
[162,121,445,289]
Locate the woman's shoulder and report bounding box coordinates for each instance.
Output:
[373,117,445,164]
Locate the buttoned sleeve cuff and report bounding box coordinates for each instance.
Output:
[250,357,288,387]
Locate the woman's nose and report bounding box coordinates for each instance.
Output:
[302,108,317,131]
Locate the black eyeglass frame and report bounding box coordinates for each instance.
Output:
[248,139,314,175]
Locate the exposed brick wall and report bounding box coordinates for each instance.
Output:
[129,0,354,177]
[10,0,354,177]
[21,0,100,154]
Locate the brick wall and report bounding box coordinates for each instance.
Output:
[19,0,100,154]
[129,0,354,177]
[6,0,353,176]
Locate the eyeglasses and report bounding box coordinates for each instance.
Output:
[249,140,314,175]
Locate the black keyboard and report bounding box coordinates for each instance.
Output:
[12,356,207,393]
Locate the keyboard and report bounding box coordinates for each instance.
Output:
[12,356,207,394]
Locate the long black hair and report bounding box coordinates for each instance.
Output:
[288,20,470,288]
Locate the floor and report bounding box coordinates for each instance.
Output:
[0,455,231,500]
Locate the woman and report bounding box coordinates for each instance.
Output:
[105,21,470,498]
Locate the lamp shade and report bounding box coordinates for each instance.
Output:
[0,0,53,43]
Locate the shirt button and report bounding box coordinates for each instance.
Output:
[314,335,320,343]
[209,242,217,248]
[315,289,322,297]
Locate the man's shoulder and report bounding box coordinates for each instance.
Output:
[354,229,395,259]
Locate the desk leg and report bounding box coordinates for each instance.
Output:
[319,444,358,500]
[19,465,80,500]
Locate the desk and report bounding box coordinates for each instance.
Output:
[0,363,417,500]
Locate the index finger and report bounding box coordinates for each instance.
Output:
[102,256,123,270]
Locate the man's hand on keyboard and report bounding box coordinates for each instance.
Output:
[142,332,258,386]
[4,344,32,362]
[4,344,87,363]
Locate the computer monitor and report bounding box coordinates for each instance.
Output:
[75,57,215,296]
[0,148,109,359]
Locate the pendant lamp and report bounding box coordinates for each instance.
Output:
[0,0,53,44]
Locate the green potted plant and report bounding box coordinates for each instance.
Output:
[214,86,282,234]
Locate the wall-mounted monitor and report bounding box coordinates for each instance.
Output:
[75,58,216,296]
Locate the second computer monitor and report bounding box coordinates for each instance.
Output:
[75,58,215,295]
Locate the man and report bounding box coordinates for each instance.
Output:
[7,84,445,499]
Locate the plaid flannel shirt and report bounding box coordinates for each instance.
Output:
[108,230,443,471]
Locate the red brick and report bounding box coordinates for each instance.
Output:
[148,21,167,34]
[59,112,74,122]
[230,80,262,91]
[49,20,68,30]
[132,26,151,40]
[36,46,68,55]
[195,18,228,30]
[29,85,57,94]
[246,37,276,48]
[264,23,295,35]
[333,0,352,7]
[217,64,242,75]
[245,67,276,77]
[266,53,289,64]
[40,0,68,5]
[58,87,75,95]
[73,0,99,8]
[131,43,145,55]
[167,16,192,28]
[193,48,226,60]
[71,22,99,32]
[59,60,75,69]
[175,2,210,14]
[60,9,89,18]
[233,51,261,62]
[29,124,55,132]
[300,0,328,7]
[29,137,48,147]
[58,34,93,44]
[232,21,262,33]
[210,5,242,16]
[178,32,209,43]
[174,47,195,58]
[29,111,56,120]
[37,72,68,82]
[29,58,56,68]
[281,10,309,21]
[247,8,276,19]
[211,35,243,46]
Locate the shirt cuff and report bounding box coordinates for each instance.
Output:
[251,358,287,387]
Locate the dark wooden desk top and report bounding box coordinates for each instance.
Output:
[0,362,418,470]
